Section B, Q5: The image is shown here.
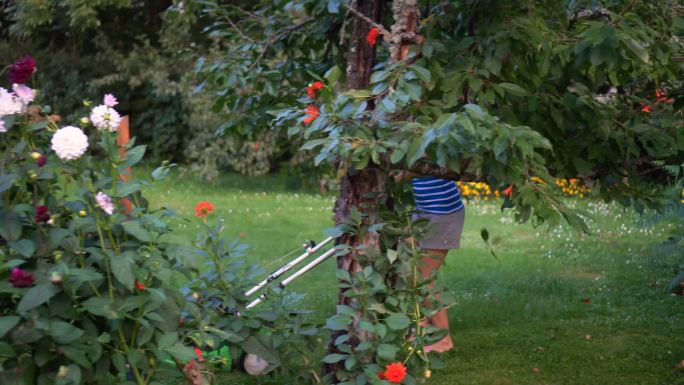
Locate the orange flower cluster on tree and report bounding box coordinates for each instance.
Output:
[304,105,320,125]
[307,81,325,98]
[367,27,380,46]
[640,88,675,113]
[194,201,215,218]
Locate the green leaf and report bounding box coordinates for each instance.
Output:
[0,210,22,241]
[377,344,399,360]
[324,65,343,85]
[241,336,280,365]
[9,239,35,257]
[322,353,347,363]
[48,321,84,344]
[499,82,527,96]
[0,174,17,194]
[81,297,120,319]
[165,344,197,361]
[326,314,352,331]
[0,316,21,339]
[61,346,92,369]
[385,313,411,330]
[623,38,649,63]
[17,284,60,313]
[387,249,398,263]
[121,145,146,168]
[111,252,135,291]
[480,228,489,242]
[411,65,431,83]
[122,221,151,242]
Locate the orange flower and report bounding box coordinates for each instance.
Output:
[503,185,513,198]
[640,104,652,113]
[303,105,320,125]
[195,201,215,218]
[383,362,407,383]
[306,81,325,98]
[135,281,146,290]
[367,27,380,46]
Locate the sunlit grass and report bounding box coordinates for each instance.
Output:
[142,168,684,385]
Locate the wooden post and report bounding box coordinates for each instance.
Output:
[117,116,133,214]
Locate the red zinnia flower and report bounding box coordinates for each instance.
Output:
[306,81,325,98]
[367,27,380,46]
[303,105,320,125]
[194,201,215,218]
[503,185,513,198]
[640,104,652,113]
[9,56,36,84]
[383,362,407,383]
[9,268,34,288]
[135,281,146,290]
[35,205,50,223]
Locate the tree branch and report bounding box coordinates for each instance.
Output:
[343,3,391,36]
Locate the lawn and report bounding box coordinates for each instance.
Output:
[145,168,684,385]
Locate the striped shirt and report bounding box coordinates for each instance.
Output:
[411,176,464,214]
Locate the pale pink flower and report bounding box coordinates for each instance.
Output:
[96,191,115,215]
[0,120,5,133]
[103,94,118,107]
[12,84,35,104]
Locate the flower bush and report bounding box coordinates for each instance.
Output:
[0,59,200,384]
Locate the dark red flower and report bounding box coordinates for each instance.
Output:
[37,155,47,167]
[135,281,146,290]
[9,56,36,84]
[35,205,50,223]
[367,27,380,46]
[306,81,325,98]
[303,105,320,125]
[9,268,34,288]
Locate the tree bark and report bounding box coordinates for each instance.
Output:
[326,0,385,379]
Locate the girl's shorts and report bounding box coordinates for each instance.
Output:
[411,208,466,250]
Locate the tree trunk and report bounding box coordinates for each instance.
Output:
[326,0,385,378]
[326,0,422,380]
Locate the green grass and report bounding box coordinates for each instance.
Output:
[145,169,684,385]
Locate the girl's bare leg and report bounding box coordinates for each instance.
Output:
[419,249,454,353]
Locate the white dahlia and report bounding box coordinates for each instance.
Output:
[0,87,22,116]
[90,104,122,132]
[51,126,89,161]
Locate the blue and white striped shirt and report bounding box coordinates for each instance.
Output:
[412,176,464,215]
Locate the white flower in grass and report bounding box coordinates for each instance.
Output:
[51,126,89,161]
[0,87,22,116]
[96,191,115,215]
[90,104,122,132]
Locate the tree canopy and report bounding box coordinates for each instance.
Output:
[200,0,683,228]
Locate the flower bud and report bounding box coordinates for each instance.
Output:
[29,171,38,180]
[50,271,63,284]
[80,117,90,125]
[78,210,87,217]
[192,292,200,300]
[424,369,432,379]
[53,250,63,260]
[30,151,41,160]
[57,365,69,378]
[83,100,92,107]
